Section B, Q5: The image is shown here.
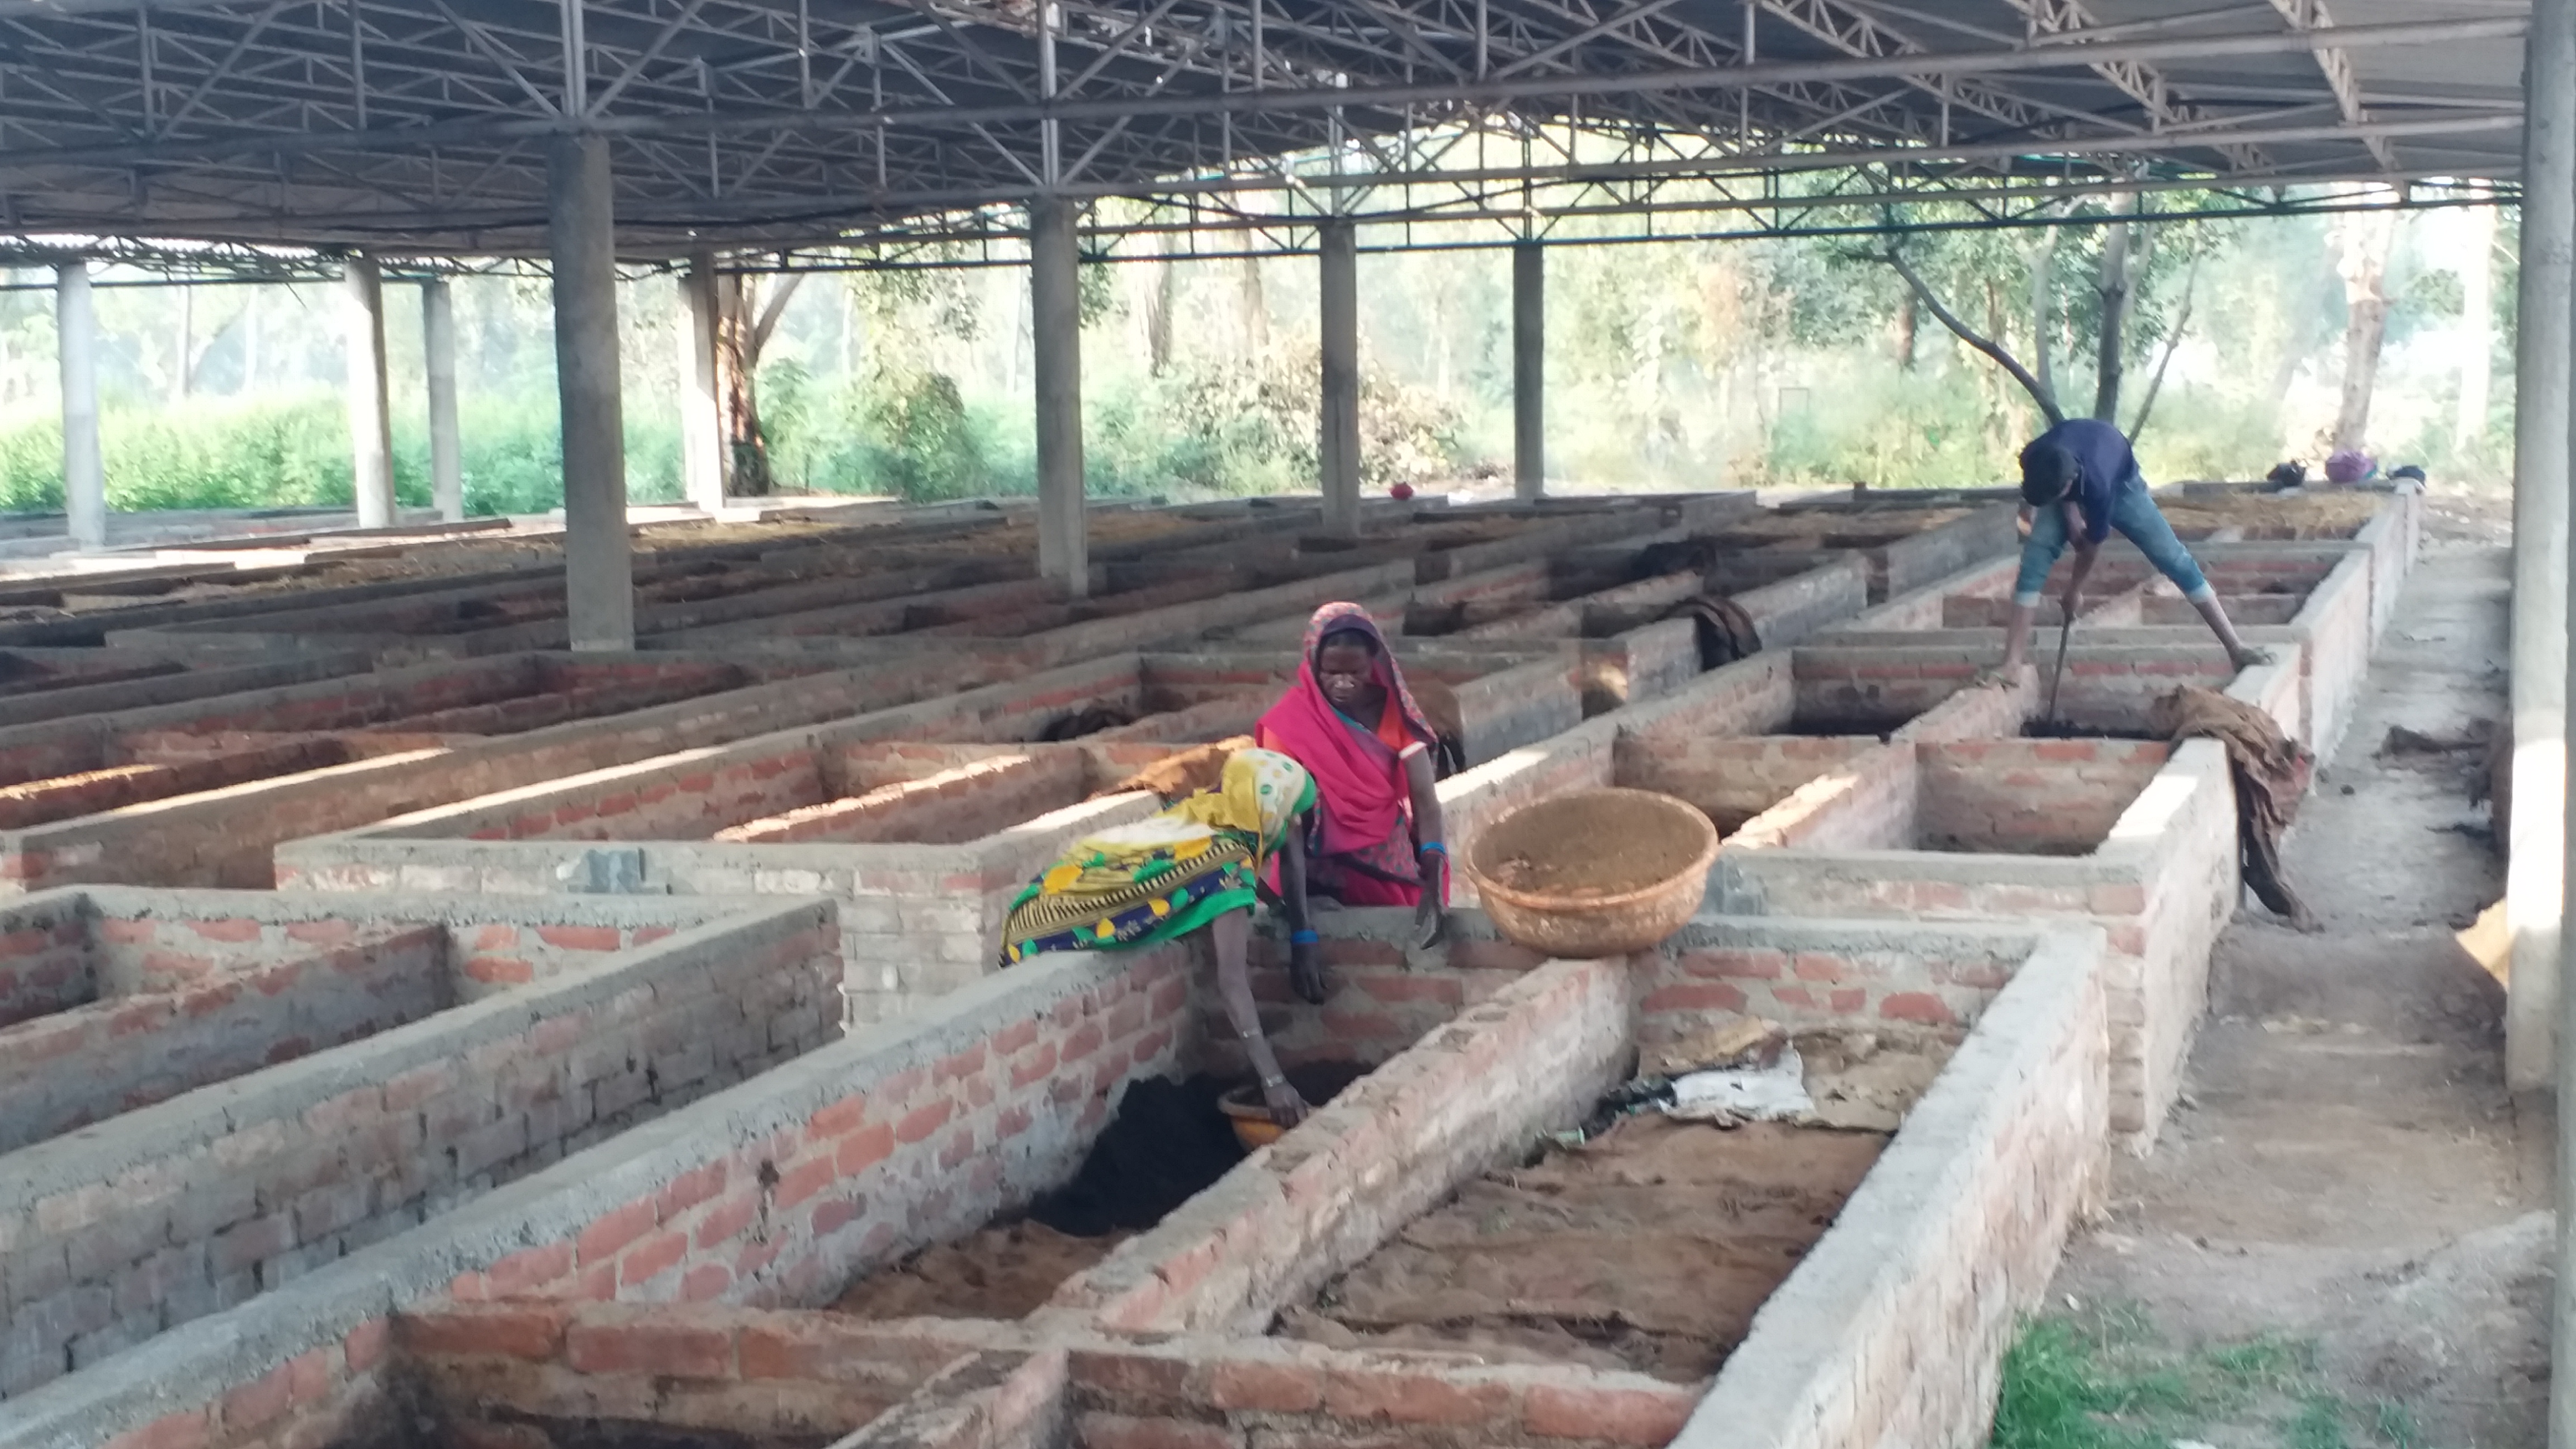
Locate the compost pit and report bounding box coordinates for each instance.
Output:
[1277,1025,1950,1378]
[828,1063,1365,1321]
[1278,1114,1888,1382]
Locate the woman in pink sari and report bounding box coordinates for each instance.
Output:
[1256,603,1448,979]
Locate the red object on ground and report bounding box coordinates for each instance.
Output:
[1389,482,1415,500]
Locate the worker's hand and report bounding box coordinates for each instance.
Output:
[1287,937,1328,1005]
[1414,893,1447,952]
[2014,507,2034,541]
[1262,1077,1311,1128]
[2058,583,2082,621]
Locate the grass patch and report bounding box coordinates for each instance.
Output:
[1990,1304,2419,1449]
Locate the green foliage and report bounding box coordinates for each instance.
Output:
[1990,1307,2419,1449]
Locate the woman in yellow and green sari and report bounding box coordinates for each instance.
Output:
[999,748,1323,1125]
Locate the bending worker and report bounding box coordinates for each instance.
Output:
[1996,418,2272,678]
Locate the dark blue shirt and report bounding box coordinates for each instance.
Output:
[2026,419,2140,545]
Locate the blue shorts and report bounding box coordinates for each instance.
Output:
[2014,477,2212,607]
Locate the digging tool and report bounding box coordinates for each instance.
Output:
[2042,612,2073,726]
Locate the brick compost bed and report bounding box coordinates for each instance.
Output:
[0,897,839,1404]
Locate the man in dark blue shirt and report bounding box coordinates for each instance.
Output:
[1996,418,2270,679]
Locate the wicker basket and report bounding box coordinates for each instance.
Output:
[1465,789,1718,959]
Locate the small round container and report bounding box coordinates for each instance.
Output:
[1218,1084,1286,1150]
[1464,789,1719,958]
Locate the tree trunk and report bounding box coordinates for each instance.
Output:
[2332,201,2400,453]
[1894,292,1918,371]
[2093,192,2138,423]
[2128,249,2203,444]
[1145,242,1177,376]
[1883,247,2061,424]
[2456,196,2497,451]
[2029,222,2063,411]
[174,287,195,402]
[1238,257,1267,354]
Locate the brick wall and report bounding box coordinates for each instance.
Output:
[1047,957,1631,1336]
[1722,741,1919,854]
[1185,926,1548,1078]
[1915,740,2169,855]
[1675,928,2108,1449]
[0,895,90,1027]
[0,924,447,1156]
[0,902,838,1401]
[1637,918,2038,1048]
[422,943,1194,1313]
[1736,556,1871,647]
[1616,735,1884,836]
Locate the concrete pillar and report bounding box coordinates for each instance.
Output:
[1318,219,1361,536]
[2512,0,2575,1099]
[1513,240,1545,503]
[548,132,635,650]
[340,254,396,529]
[678,254,724,514]
[55,262,104,552]
[422,279,465,523]
[1030,197,1088,596]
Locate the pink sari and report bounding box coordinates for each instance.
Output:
[1254,603,1447,908]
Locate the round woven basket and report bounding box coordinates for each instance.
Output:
[1464,789,1718,959]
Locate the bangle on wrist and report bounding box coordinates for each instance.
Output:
[1418,841,1446,856]
[1289,929,1319,945]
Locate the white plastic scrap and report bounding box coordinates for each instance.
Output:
[1664,1045,1813,1124]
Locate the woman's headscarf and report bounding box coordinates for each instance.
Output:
[1253,602,1437,861]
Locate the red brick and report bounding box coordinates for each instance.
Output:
[1206,1358,1324,1412]
[1640,982,1746,1014]
[1011,1041,1060,1088]
[343,1318,390,1373]
[535,925,622,951]
[284,920,357,945]
[993,1019,1040,1054]
[565,1319,734,1378]
[1323,1366,1511,1425]
[1791,951,1849,983]
[836,1121,897,1176]
[693,1195,759,1251]
[1880,992,1957,1025]
[806,1095,872,1139]
[1523,1382,1696,1445]
[1078,1414,1242,1449]
[657,1162,729,1217]
[774,1154,840,1209]
[681,1263,734,1301]
[396,1304,571,1362]
[1829,988,1867,1014]
[935,1043,988,1081]
[1352,973,1465,1005]
[220,1361,295,1432]
[740,1320,839,1380]
[619,1229,691,1287]
[101,1410,210,1449]
[485,1242,575,1297]
[896,1099,953,1144]
[285,1347,335,1406]
[575,1199,659,1266]
[463,955,533,985]
[187,917,262,943]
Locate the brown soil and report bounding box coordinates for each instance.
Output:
[1282,1115,1887,1381]
[826,1221,1127,1322]
[1477,793,1710,898]
[2158,491,2385,539]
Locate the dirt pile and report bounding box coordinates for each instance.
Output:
[1479,793,1708,898]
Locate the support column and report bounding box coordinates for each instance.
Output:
[1318,219,1361,536]
[1030,197,1088,596]
[2513,0,2575,1099]
[679,254,724,514]
[1513,240,1545,503]
[422,280,465,523]
[340,254,396,529]
[55,263,104,552]
[549,132,635,651]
